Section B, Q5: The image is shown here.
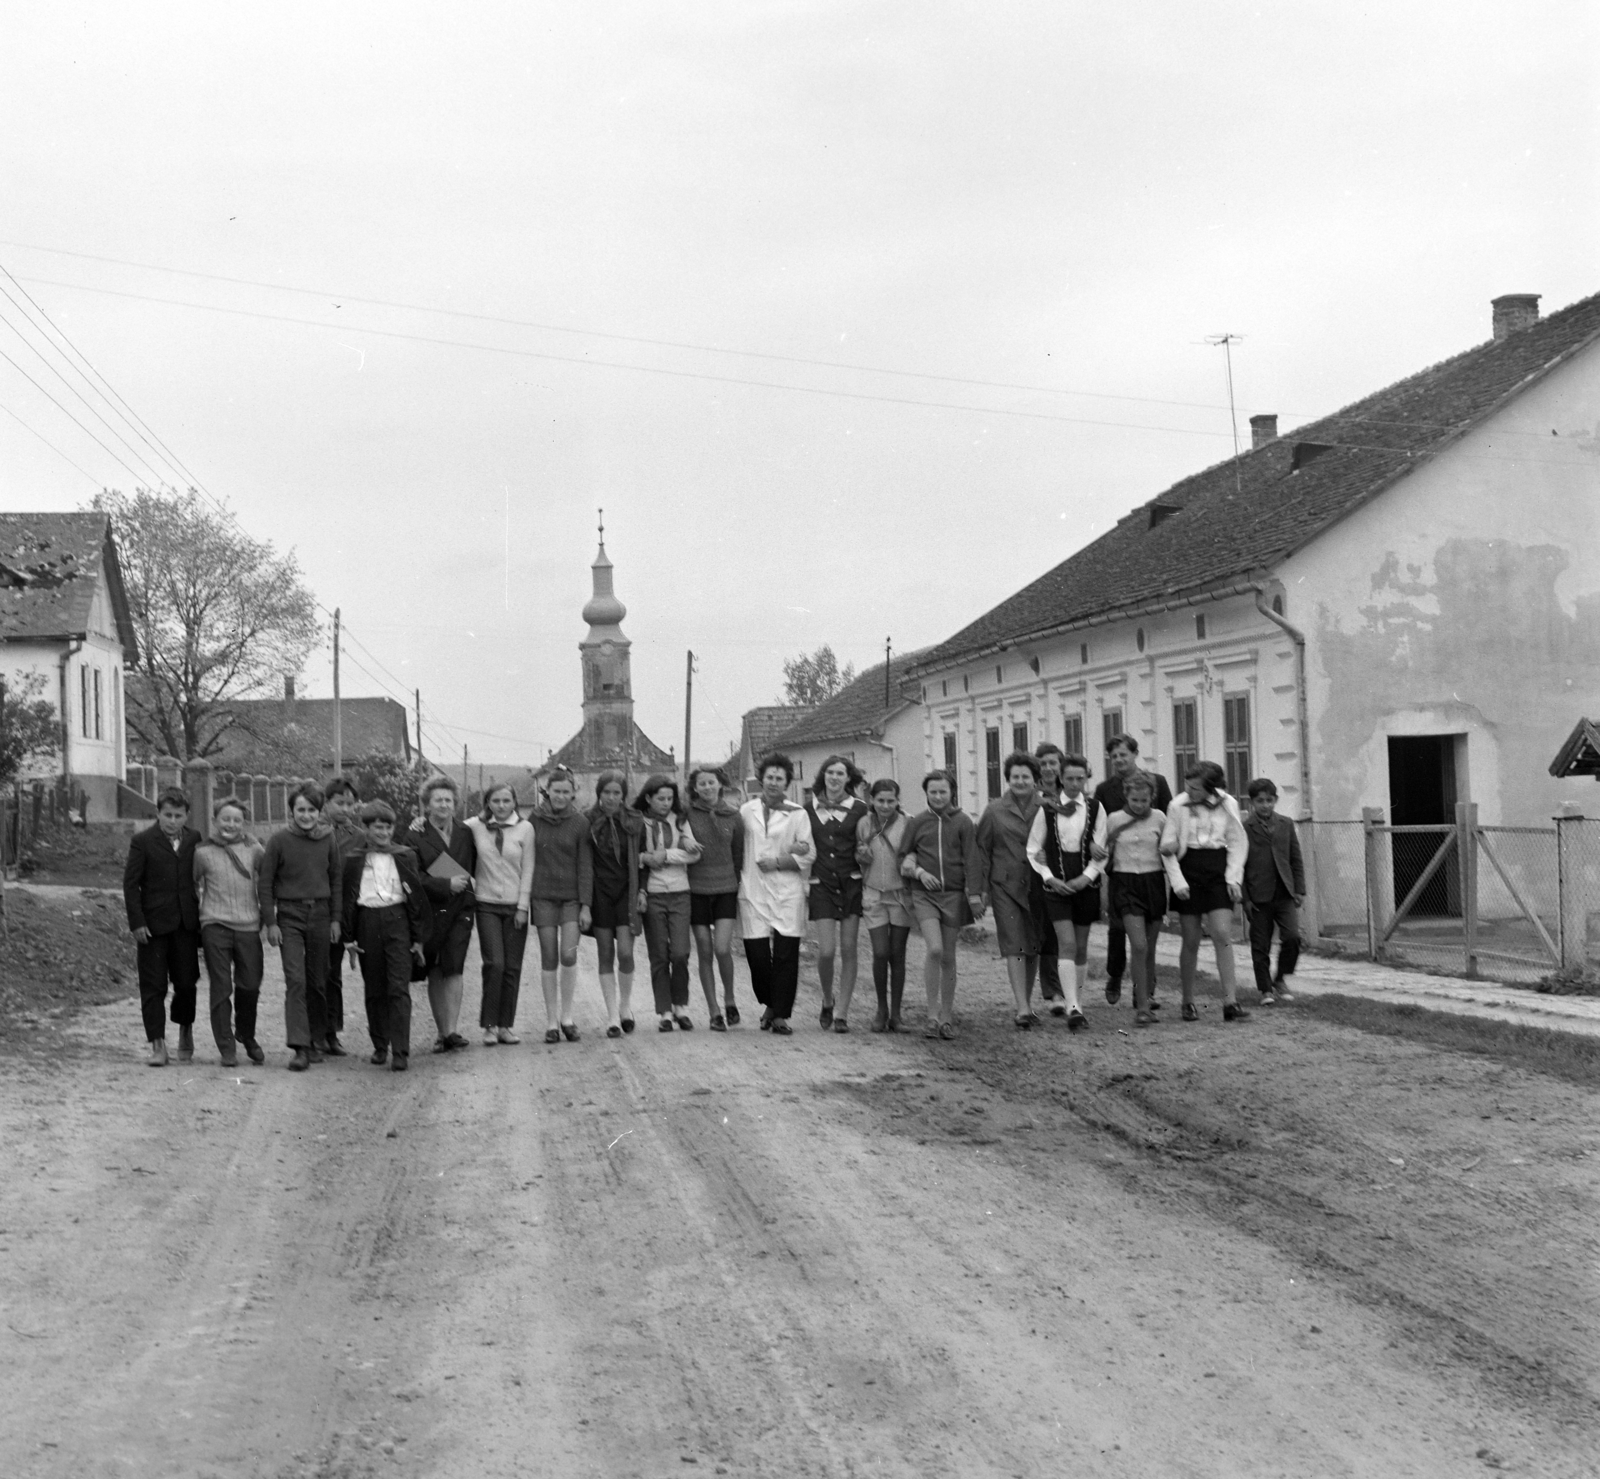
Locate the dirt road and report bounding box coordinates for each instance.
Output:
[2,932,1596,1477]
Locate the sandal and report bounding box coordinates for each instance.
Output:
[771,1019,793,1036]
[725,1003,741,1026]
[1181,1002,1199,1022]
[938,1021,958,1040]
[544,1028,562,1044]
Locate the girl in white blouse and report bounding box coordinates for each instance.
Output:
[1160,760,1250,1022]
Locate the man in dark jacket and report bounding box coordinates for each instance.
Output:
[1243,778,1306,1003]
[122,787,202,1066]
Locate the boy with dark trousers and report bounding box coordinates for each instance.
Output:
[341,801,431,1071]
[259,781,343,1071]
[320,776,364,1057]
[122,787,202,1067]
[1242,778,1305,1004]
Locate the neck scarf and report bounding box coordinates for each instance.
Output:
[486,813,520,853]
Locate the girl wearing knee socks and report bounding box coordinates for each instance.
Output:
[586,772,641,1037]
[856,780,911,1032]
[530,768,593,1043]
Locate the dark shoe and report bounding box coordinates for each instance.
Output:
[606,1024,623,1039]
[771,1018,793,1036]
[220,1046,238,1067]
[725,1003,741,1026]
[1259,990,1277,1007]
[870,1009,889,1033]
[887,1015,901,1033]
[1015,1014,1033,1031]
[544,1028,562,1044]
[658,1017,675,1033]
[760,1009,774,1031]
[938,1021,957,1040]
[391,1053,408,1072]
[323,1035,348,1057]
[177,1025,194,1062]
[307,1047,325,1064]
[560,1022,580,1042]
[445,1032,469,1049]
[621,1017,636,1034]
[288,1048,310,1072]
[1027,1011,1043,1027]
[146,1039,168,1068]
[819,1004,834,1030]
[1223,1002,1252,1023]
[1272,982,1295,1002]
[1149,998,1162,1012]
[370,1046,390,1065]
[1135,1012,1154,1028]
[242,1038,265,1065]
[1181,1002,1199,1022]
[673,1015,693,1032]
[1049,1001,1067,1018]
[833,1017,849,1033]
[433,1037,451,1053]
[710,1015,727,1032]
[1066,1008,1088,1034]
[1105,979,1122,1005]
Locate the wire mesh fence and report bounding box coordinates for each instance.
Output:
[1304,820,1366,943]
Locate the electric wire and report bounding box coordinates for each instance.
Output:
[0,342,152,483]
[0,398,101,485]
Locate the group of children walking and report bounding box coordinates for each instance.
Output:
[122,738,1303,1070]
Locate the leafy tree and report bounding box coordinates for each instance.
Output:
[94,489,321,760]
[0,671,58,792]
[348,750,426,828]
[781,645,856,707]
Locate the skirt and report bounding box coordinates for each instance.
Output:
[1110,870,1168,922]
[809,875,864,921]
[911,888,975,931]
[689,891,739,926]
[589,884,635,932]
[1175,848,1233,915]
[424,907,474,976]
[989,884,1039,957]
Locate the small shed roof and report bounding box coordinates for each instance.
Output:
[1549,718,1600,778]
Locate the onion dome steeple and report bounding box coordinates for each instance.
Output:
[581,509,628,638]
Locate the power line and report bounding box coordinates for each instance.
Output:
[0,398,101,484]
[0,342,153,483]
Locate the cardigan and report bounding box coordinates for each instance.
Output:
[529,804,594,905]
[639,814,701,894]
[855,810,908,893]
[194,837,265,930]
[684,798,744,894]
[464,814,535,909]
[123,824,202,934]
[898,807,985,896]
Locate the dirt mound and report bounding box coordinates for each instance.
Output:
[15,822,130,887]
[0,887,136,1046]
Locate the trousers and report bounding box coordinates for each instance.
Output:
[357,904,414,1056]
[325,938,346,1032]
[276,898,329,1050]
[744,932,800,1019]
[200,923,263,1051]
[477,906,528,1028]
[1248,892,1301,993]
[135,928,200,1041]
[644,892,691,1013]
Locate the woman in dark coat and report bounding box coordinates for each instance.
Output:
[410,776,478,1052]
[976,752,1044,1029]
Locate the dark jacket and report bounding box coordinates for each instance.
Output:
[258,823,343,927]
[123,824,202,935]
[976,792,1039,903]
[411,818,479,934]
[1243,811,1305,903]
[340,843,432,946]
[898,806,986,896]
[586,805,643,929]
[804,797,869,892]
[1094,769,1174,817]
[530,803,593,905]
[685,797,745,894]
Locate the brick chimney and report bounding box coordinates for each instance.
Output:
[1491,293,1540,342]
[1249,413,1278,450]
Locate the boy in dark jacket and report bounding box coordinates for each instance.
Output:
[320,776,364,1057]
[259,781,343,1071]
[1243,778,1305,1004]
[341,801,431,1071]
[122,787,202,1067]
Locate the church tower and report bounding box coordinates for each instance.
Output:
[578,514,635,760]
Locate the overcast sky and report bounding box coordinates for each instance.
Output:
[3,3,1595,765]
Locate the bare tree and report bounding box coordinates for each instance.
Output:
[95,490,321,760]
[781,645,856,707]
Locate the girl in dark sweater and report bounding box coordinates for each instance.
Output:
[685,767,745,1030]
[530,767,594,1043]
[805,756,870,1032]
[586,771,642,1037]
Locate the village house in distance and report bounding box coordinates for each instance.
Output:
[540,517,673,802]
[0,511,136,817]
[907,290,1600,840]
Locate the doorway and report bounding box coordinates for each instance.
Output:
[1387,735,1461,916]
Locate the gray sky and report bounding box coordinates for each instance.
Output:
[3,3,1595,765]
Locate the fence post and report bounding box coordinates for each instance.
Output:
[1457,800,1479,979]
[184,758,215,840]
[1556,808,1589,972]
[1362,806,1384,960]
[1300,816,1320,943]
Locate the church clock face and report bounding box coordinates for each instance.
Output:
[599,641,615,657]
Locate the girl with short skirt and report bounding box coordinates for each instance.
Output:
[1102,771,1181,1027]
[465,782,534,1045]
[685,767,744,1031]
[897,770,987,1039]
[1025,753,1106,1034]
[1161,760,1250,1022]
[855,780,911,1032]
[530,767,593,1044]
[977,752,1045,1029]
[635,774,702,1032]
[805,755,870,1032]
[585,771,642,1037]
[411,776,478,1052]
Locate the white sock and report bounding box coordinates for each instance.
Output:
[618,970,635,1019]
[1072,962,1088,1010]
[558,963,578,1022]
[599,971,619,1026]
[541,969,559,1030]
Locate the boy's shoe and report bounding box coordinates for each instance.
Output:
[288,1048,310,1071]
[370,1046,389,1065]
[673,1015,694,1032]
[177,1025,194,1062]
[1259,990,1277,1007]
[219,1046,238,1068]
[1104,978,1122,1005]
[241,1038,265,1065]
[497,1028,521,1044]
[1223,1001,1252,1023]
[1181,1003,1200,1022]
[391,1053,408,1072]
[1272,981,1295,1002]
[323,1035,347,1057]
[147,1038,168,1068]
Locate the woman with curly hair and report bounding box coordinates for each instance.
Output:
[805,755,869,1031]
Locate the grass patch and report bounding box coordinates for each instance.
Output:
[1299,993,1600,1090]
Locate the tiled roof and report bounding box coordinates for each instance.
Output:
[547,720,674,772]
[197,697,412,776]
[740,705,815,758]
[914,291,1600,672]
[771,648,931,747]
[0,511,136,657]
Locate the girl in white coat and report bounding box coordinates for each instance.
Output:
[736,753,813,1036]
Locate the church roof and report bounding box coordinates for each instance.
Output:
[547,718,673,773]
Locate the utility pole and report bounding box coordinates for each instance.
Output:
[462,745,469,809]
[1206,332,1245,495]
[885,637,892,709]
[683,651,695,782]
[331,607,342,776]
[415,688,424,764]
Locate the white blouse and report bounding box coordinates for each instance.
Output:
[1026,797,1109,883]
[1160,792,1248,887]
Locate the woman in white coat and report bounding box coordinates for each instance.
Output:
[737,752,813,1036]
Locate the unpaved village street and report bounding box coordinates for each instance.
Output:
[2,925,1597,1478]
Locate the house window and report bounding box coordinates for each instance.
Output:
[1224,694,1252,796]
[1012,721,1028,755]
[1080,643,1090,665]
[995,664,1004,685]
[80,666,90,737]
[1172,698,1199,787]
[1136,627,1146,653]
[93,669,103,739]
[1062,713,1083,758]
[985,728,1002,801]
[1195,613,1207,640]
[1272,594,1285,615]
[943,732,958,800]
[1102,709,1123,756]
[963,675,970,693]
[941,680,948,697]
